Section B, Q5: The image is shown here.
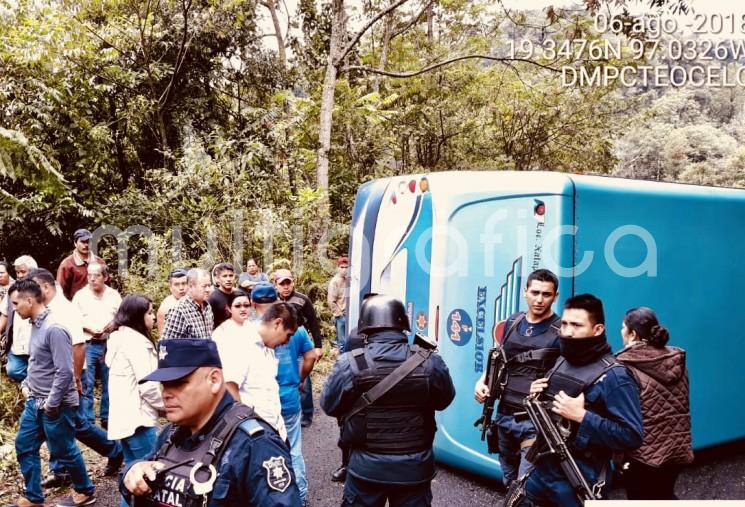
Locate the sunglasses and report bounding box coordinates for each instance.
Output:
[232,303,252,309]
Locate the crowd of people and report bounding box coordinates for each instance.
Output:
[0,229,355,507]
[0,227,694,507]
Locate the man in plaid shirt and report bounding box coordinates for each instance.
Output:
[160,268,214,340]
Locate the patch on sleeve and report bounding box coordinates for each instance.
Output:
[262,456,292,492]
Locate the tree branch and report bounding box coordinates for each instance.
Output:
[343,54,561,78]
[390,0,433,40]
[334,0,414,66]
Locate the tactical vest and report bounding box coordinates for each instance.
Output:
[499,313,561,412]
[537,354,620,459]
[543,354,618,400]
[340,345,436,454]
[137,403,266,507]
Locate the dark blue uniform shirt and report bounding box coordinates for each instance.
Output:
[525,364,643,507]
[120,392,301,507]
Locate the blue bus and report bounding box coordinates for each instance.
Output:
[347,171,745,480]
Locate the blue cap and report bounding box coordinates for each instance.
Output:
[140,339,222,383]
[251,282,278,304]
[74,228,93,241]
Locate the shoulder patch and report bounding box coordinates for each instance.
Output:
[237,418,265,437]
[262,456,292,492]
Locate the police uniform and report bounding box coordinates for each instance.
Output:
[494,312,561,486]
[119,339,301,507]
[522,334,643,507]
[320,295,455,507]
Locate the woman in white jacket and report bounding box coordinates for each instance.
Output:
[105,294,163,472]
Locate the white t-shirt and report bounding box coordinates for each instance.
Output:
[214,322,286,440]
[48,293,86,346]
[72,285,122,339]
[1,294,31,355]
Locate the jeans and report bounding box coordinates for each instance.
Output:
[83,341,110,424]
[15,398,94,504]
[121,426,157,466]
[300,376,313,420]
[120,426,157,507]
[50,372,122,477]
[283,411,307,502]
[495,412,537,487]
[335,315,347,351]
[6,352,29,381]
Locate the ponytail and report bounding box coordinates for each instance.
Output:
[624,306,670,349]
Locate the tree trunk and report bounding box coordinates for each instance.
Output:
[426,1,434,42]
[265,0,287,68]
[316,0,345,200]
[374,16,392,93]
[109,95,128,187]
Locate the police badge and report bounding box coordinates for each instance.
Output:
[262,456,292,492]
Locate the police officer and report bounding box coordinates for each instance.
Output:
[121,339,301,507]
[321,295,455,506]
[518,294,643,507]
[473,269,561,487]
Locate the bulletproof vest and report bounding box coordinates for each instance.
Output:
[500,314,561,411]
[532,354,620,462]
[340,345,436,454]
[543,354,618,400]
[137,403,263,507]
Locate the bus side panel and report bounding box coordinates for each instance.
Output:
[572,182,745,449]
[431,191,574,479]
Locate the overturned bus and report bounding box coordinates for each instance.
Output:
[346,171,745,480]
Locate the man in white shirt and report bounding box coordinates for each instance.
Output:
[30,268,124,487]
[0,255,37,381]
[218,302,298,442]
[72,262,122,429]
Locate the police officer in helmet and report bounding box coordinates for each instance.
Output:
[121,337,301,507]
[321,295,455,506]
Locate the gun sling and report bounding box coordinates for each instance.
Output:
[342,347,432,422]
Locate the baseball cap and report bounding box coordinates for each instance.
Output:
[274,269,293,284]
[140,339,222,383]
[251,283,278,304]
[74,229,93,241]
[168,268,188,280]
[337,256,349,267]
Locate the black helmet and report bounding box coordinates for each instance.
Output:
[358,295,411,334]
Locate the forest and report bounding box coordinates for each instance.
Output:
[1,0,743,291]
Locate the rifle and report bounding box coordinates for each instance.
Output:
[474,345,508,441]
[523,394,599,502]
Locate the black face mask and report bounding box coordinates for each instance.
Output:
[559,333,611,365]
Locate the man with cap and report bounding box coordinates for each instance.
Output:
[249,283,316,505]
[56,229,107,301]
[320,295,456,506]
[274,268,323,428]
[327,256,349,353]
[120,338,301,507]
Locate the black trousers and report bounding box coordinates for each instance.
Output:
[341,475,432,507]
[624,459,682,500]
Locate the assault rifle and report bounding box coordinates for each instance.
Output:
[523,394,599,503]
[473,345,508,441]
